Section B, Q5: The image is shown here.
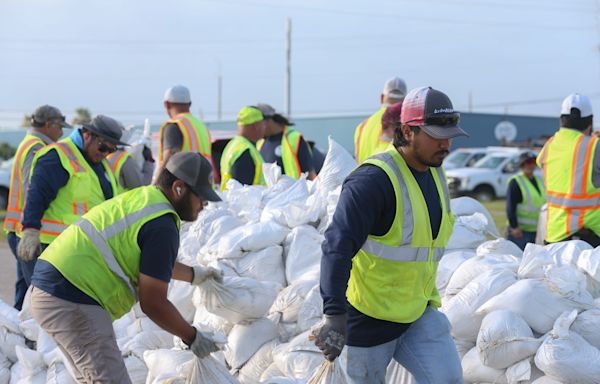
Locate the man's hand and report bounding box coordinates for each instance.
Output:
[192,265,223,285]
[510,227,523,239]
[310,314,347,361]
[189,327,219,359]
[17,228,42,262]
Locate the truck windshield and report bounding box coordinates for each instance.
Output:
[473,155,507,169]
[444,151,470,166]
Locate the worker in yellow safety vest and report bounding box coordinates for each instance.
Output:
[220,106,266,190]
[506,152,546,250]
[16,115,125,290]
[313,87,467,383]
[255,103,317,180]
[29,152,223,383]
[105,145,154,194]
[157,84,213,178]
[354,77,407,164]
[537,93,600,247]
[3,105,71,310]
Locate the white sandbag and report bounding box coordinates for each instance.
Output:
[261,378,305,384]
[535,310,600,383]
[36,328,57,356]
[297,285,324,334]
[571,308,600,349]
[505,358,535,384]
[9,362,20,384]
[454,338,475,360]
[446,215,488,250]
[261,177,312,227]
[113,310,136,339]
[260,362,286,382]
[445,253,519,297]
[518,243,554,279]
[477,270,595,334]
[194,277,280,324]
[122,330,174,359]
[126,317,161,337]
[18,318,39,342]
[385,361,416,384]
[193,304,234,336]
[270,280,318,324]
[167,280,196,323]
[221,246,286,286]
[577,247,600,282]
[273,331,323,380]
[443,269,517,341]
[462,347,507,384]
[307,360,348,384]
[476,310,542,369]
[197,214,245,264]
[225,318,278,370]
[544,240,592,263]
[317,187,342,234]
[14,346,46,384]
[531,377,564,384]
[314,137,356,195]
[450,196,500,237]
[0,352,10,384]
[143,349,194,384]
[476,238,523,258]
[284,226,323,285]
[238,339,278,384]
[218,222,290,259]
[0,328,25,362]
[182,355,239,383]
[0,301,20,335]
[436,250,475,296]
[45,362,76,384]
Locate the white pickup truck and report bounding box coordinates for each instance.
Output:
[445,148,539,202]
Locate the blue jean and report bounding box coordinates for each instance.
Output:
[507,230,536,250]
[341,306,463,384]
[7,232,28,310]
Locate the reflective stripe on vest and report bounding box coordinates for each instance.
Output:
[158,113,212,163]
[361,241,445,262]
[510,173,545,231]
[3,136,44,232]
[73,202,172,301]
[106,150,131,194]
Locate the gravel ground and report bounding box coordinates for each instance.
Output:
[0,241,16,306]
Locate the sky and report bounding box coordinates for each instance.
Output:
[0,0,599,128]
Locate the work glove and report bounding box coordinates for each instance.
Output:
[189,327,220,359]
[310,313,347,362]
[192,265,223,285]
[142,145,154,163]
[17,228,42,262]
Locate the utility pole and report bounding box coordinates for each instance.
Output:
[216,59,223,121]
[284,17,292,117]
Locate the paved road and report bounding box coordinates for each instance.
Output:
[0,241,16,305]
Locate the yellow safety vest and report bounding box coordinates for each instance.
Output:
[256,127,309,179]
[3,134,46,233]
[40,186,179,319]
[537,128,600,242]
[354,107,390,164]
[158,113,212,164]
[508,173,546,232]
[26,137,119,244]
[220,136,265,191]
[346,148,454,323]
[105,149,132,195]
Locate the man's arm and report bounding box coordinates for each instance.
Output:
[21,150,69,230]
[296,136,317,180]
[506,179,522,232]
[320,165,395,315]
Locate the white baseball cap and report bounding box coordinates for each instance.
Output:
[382,77,407,100]
[163,85,191,104]
[561,93,593,118]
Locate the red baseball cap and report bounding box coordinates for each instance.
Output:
[401,86,468,140]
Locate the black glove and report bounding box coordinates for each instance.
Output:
[311,314,347,361]
[142,145,154,163]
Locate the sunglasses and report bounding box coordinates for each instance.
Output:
[94,136,117,154]
[406,114,460,127]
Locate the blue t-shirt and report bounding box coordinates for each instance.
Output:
[320,161,442,347]
[32,213,180,305]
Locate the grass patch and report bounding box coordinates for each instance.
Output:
[481,199,507,236]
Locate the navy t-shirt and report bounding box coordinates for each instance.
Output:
[259,131,314,174]
[231,150,257,186]
[320,162,442,347]
[32,213,180,305]
[506,176,540,230]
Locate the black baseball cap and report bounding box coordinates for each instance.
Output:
[165,152,221,202]
[401,86,468,140]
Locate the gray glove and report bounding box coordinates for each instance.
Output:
[192,265,223,285]
[17,228,42,262]
[190,327,219,359]
[311,314,347,361]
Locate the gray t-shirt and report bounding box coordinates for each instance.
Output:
[162,123,183,151]
[119,156,154,190]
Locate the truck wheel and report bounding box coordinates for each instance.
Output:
[473,185,495,202]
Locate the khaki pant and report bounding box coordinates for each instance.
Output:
[29,287,131,384]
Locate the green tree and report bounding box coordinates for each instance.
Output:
[72,107,92,125]
[0,142,16,160]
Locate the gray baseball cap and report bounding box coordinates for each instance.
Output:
[164,85,191,104]
[32,105,72,128]
[82,115,128,146]
[255,103,276,119]
[166,152,221,202]
[383,77,408,100]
